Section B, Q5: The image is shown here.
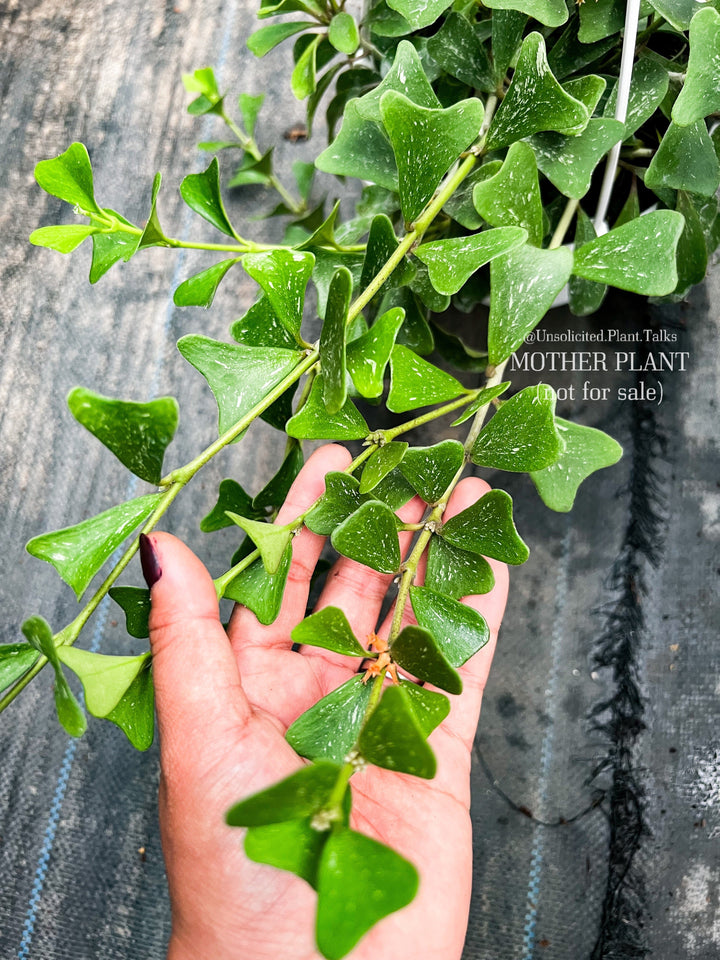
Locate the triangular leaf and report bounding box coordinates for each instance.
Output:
[230,297,298,350]
[287,675,375,764]
[225,515,293,575]
[485,0,568,28]
[425,535,495,598]
[180,157,239,239]
[57,647,150,717]
[672,8,720,125]
[89,211,139,283]
[174,258,242,308]
[471,385,561,473]
[359,215,414,298]
[388,345,466,414]
[0,643,40,694]
[385,0,452,29]
[22,616,86,738]
[200,478,261,532]
[440,489,529,564]
[529,118,625,200]
[492,9,528,82]
[401,683,450,737]
[647,0,717,32]
[304,473,365,536]
[358,684,437,778]
[223,542,292,624]
[331,501,401,574]
[578,0,624,42]
[359,442,408,494]
[286,374,369,440]
[346,307,404,399]
[320,267,352,414]
[451,382,510,426]
[253,442,304,511]
[603,56,669,138]
[414,226,527,297]
[390,624,462,694]
[104,661,155,750]
[312,248,365,320]
[291,607,368,657]
[562,75,607,115]
[568,209,607,316]
[315,100,399,192]
[382,288,434,355]
[34,143,103,217]
[243,249,314,342]
[426,12,494,91]
[245,817,327,889]
[472,142,544,245]
[400,440,464,505]
[228,148,274,188]
[645,120,720,198]
[371,468,416,511]
[108,586,151,639]
[240,93,265,138]
[409,586,490,667]
[226,761,343,826]
[137,172,167,249]
[355,40,439,123]
[29,224,98,254]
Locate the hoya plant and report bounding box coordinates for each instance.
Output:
[5,0,720,955]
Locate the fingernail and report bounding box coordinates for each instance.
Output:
[139,533,162,588]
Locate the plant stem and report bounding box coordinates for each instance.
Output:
[464,360,510,455]
[549,197,579,250]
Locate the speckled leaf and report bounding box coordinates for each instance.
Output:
[646,0,718,32]
[486,0,566,26]
[390,624,462,694]
[415,227,527,297]
[230,297,299,350]
[380,287,434,355]
[253,442,304,512]
[29,224,98,253]
[409,586,490,667]
[530,418,622,512]
[451,382,510,426]
[328,12,359,53]
[471,385,561,474]
[645,121,720,198]
[562,75,607,115]
[304,473,364,536]
[22,615,86,738]
[530,118,624,200]
[316,827,419,960]
[674,191,710,297]
[371,469,417,511]
[104,661,155,751]
[400,440,464,505]
[67,388,178,485]
[226,761,343,827]
[488,245,574,363]
[225,515,293,575]
[200,479,260,533]
[572,211,685,295]
[245,817,327,889]
[315,100,399,192]
[223,542,292,624]
[243,249,315,342]
[472,142,543,245]
[346,307,404,399]
[286,375,369,440]
[287,675,375,764]
[358,684,437,777]
[388,345,466,414]
[673,8,720,125]
[385,0,452,29]
[57,647,150,718]
[578,0,625,42]
[34,142,103,217]
[108,585,151,640]
[401,683,450,737]
[174,258,242,308]
[177,336,302,438]
[568,209,607,316]
[331,501,401,574]
[357,41,439,125]
[486,33,589,150]
[0,643,40,694]
[441,162,493,231]
[312,249,365,319]
[425,535,495,598]
[359,442,408,494]
[180,157,239,239]
[492,9,528,82]
[248,20,315,57]
[26,494,161,600]
[320,267,351,414]
[427,13,494,91]
[359,216,414,299]
[291,607,368,658]
[441,489,529,564]
[603,58,668,138]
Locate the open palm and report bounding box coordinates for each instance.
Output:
[144,444,508,960]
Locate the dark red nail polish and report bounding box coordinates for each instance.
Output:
[139,533,162,588]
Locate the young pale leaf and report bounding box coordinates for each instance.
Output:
[320,267,352,414]
[488,245,574,364]
[472,142,544,245]
[230,297,298,350]
[177,336,302,438]
[200,479,260,533]
[291,34,321,100]
[530,119,625,200]
[485,0,567,28]
[174,258,242,308]
[34,142,103,217]
[223,542,292,624]
[316,826,419,960]
[355,40,439,123]
[401,683,450,736]
[67,388,178,485]
[471,385,561,474]
[315,100,399,192]
[331,501,401,574]
[248,21,315,57]
[645,121,720,198]
[568,209,607,316]
[672,8,720,125]
[89,212,139,283]
[226,761,343,826]
[108,586,151,639]
[29,224,98,254]
[415,226,527,297]
[358,684,437,778]
[530,418,622,511]
[380,92,485,223]
[243,250,314,342]
[257,0,326,19]
[253,442,304,511]
[409,587,490,667]
[304,473,364,536]
[183,66,223,115]
[286,676,375,764]
[451,382,510,426]
[400,440,464,505]
[57,647,150,717]
[385,0,452,28]
[328,12,359,53]
[225,515,293,575]
[291,607,368,657]
[346,308,404,399]
[287,375,369,441]
[426,13,494,91]
[425,535,495,598]
[245,817,327,889]
[487,33,589,150]
[359,442,408,494]
[390,624,462,694]
[388,345,466,414]
[0,643,40,694]
[239,92,265,138]
[105,662,154,750]
[572,211,685,295]
[23,616,87,738]
[440,489,529,564]
[26,494,162,600]
[180,157,239,239]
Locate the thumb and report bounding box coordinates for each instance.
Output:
[140,532,252,776]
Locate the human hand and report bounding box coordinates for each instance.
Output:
[141,443,508,960]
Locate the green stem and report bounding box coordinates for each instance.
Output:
[213,547,260,598]
[463,360,510,455]
[384,391,478,441]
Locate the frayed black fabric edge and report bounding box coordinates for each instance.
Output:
[588,309,672,960]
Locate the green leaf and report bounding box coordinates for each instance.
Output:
[21,615,55,657]
[258,0,326,18]
[672,8,720,125]
[180,157,239,239]
[254,442,304,511]
[22,616,86,738]
[346,307,404,399]
[230,297,298,350]
[296,201,342,251]
[359,215,414,299]
[572,211,686,295]
[390,624,462,693]
[200,478,260,532]
[331,501,401,574]
[568,209,607,316]
[29,224,98,253]
[291,607,368,657]
[486,33,589,150]
[471,142,543,245]
[225,515,293,575]
[432,322,487,372]
[440,489,529,563]
[380,91,485,223]
[426,13,494,91]
[248,20,315,56]
[529,119,624,200]
[492,9,528,83]
[226,761,343,826]
[34,142,103,217]
[410,260,451,312]
[177,335,302,438]
[382,288,434,355]
[388,345,466,414]
[488,245,574,363]
[385,0,452,29]
[371,468,417,511]
[358,684,437,778]
[530,418,622,511]
[645,120,720,198]
[399,440,464,504]
[562,75,607,115]
[451,382,510,426]
[315,100,398,192]
[365,1,414,36]
[328,12,359,53]
[245,817,327,889]
[228,148,275,188]
[674,190,710,296]
[292,34,322,100]
[425,535,495,598]
[647,0,717,32]
[0,643,40,694]
[287,374,369,440]
[105,661,154,750]
[305,473,364,535]
[359,442,408,494]
[312,249,365,320]
[316,826,419,959]
[174,258,241,309]
[67,388,178,485]
[183,66,224,115]
[320,267,352,414]
[243,249,315,342]
[355,40,439,124]
[239,93,265,137]
[578,0,625,42]
[137,172,167,249]
[223,542,292,624]
[485,0,567,27]
[409,586,490,667]
[26,494,162,600]
[89,211,139,283]
[108,586,151,639]
[287,675,375,764]
[57,647,150,717]
[415,227,527,297]
[603,57,669,138]
[471,384,561,474]
[401,683,450,736]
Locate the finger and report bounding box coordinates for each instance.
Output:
[227,443,352,654]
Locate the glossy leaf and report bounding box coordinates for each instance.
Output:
[296,201,342,251]
[230,297,298,350]
[572,211,685,295]
[248,20,315,56]
[225,515,293,575]
[409,586,490,667]
[358,684,437,778]
[360,215,414,298]
[603,57,668,138]
[320,267,351,414]
[57,647,150,717]
[0,643,40,694]
[67,388,178,485]
[228,148,274,188]
[390,624,462,694]
[645,121,720,198]
[400,440,464,505]
[34,142,103,216]
[312,248,365,320]
[304,473,365,536]
[380,91,484,223]
[471,385,561,474]
[410,260,450,312]
[287,375,368,440]
[563,75,607,115]
[385,0,452,29]
[674,191,710,296]
[415,227,527,297]
[647,0,716,31]
[382,287,434,355]
[253,442,304,511]
[183,66,224,115]
[488,245,574,363]
[486,33,589,150]
[328,12,359,53]
[291,33,321,100]
[316,827,418,959]
[177,336,302,438]
[89,212,138,283]
[451,382,510,426]
[200,479,260,533]
[371,468,416,511]
[287,676,375,764]
[180,157,239,239]
[174,258,241,308]
[292,607,368,657]
[530,118,624,200]
[315,100,399,193]
[568,208,607,316]
[257,0,326,18]
[472,143,543,246]
[485,0,567,28]
[29,224,97,253]
[673,8,720,125]
[108,586,151,639]
[226,761,343,827]
[440,489,529,564]
[356,41,439,123]
[426,13,494,91]
[105,662,154,750]
[492,9,528,82]
[401,683,450,736]
[359,442,408,494]
[346,308,404,399]
[245,817,326,889]
[22,616,86,738]
[224,542,292,624]
[243,249,314,342]
[530,418,622,511]
[331,501,401,574]
[578,0,624,42]
[388,345,466,414]
[425,535,495,598]
[26,494,161,600]
[137,172,167,249]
